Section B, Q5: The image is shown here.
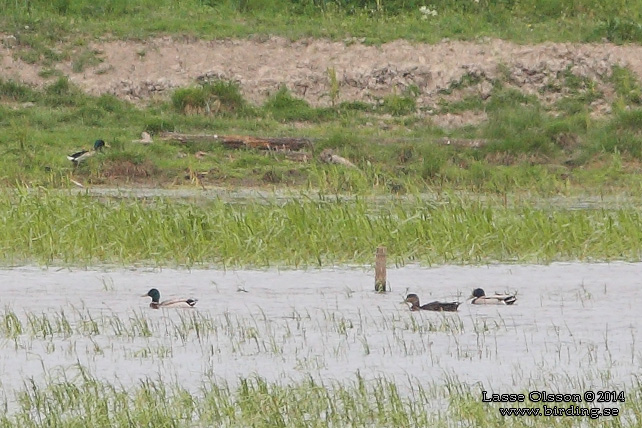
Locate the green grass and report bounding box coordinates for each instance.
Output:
[1,369,638,427]
[2,5,641,426]
[379,86,419,116]
[172,80,250,116]
[2,189,642,267]
[2,3,642,212]
[1,0,642,46]
[611,65,642,105]
[4,68,642,194]
[263,86,337,122]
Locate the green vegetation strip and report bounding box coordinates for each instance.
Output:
[2,371,639,427]
[1,0,641,44]
[159,74,642,195]
[3,190,642,267]
[4,71,642,194]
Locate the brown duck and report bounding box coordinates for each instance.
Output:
[404,293,461,312]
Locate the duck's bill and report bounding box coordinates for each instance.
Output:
[140,293,149,297]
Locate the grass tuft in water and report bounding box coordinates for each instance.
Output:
[3,189,642,267]
[2,368,636,427]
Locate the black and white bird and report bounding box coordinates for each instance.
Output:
[142,288,198,309]
[469,288,517,305]
[67,139,109,165]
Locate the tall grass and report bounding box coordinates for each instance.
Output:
[1,0,641,43]
[4,69,642,194]
[1,369,637,427]
[0,283,637,426]
[172,80,250,116]
[2,189,642,267]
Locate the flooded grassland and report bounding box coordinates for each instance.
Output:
[0,263,640,425]
[1,189,642,425]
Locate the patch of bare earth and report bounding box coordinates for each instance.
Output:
[85,159,158,185]
[3,36,642,127]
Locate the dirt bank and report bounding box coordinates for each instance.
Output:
[2,36,641,125]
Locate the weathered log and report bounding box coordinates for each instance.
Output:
[159,132,312,151]
[224,135,313,151]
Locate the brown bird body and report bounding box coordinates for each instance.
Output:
[404,294,461,312]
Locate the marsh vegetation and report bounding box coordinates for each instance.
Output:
[3,69,642,194]
[1,0,641,44]
[2,189,642,267]
[1,0,642,425]
[0,264,639,427]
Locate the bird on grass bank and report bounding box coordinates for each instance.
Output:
[142,288,198,309]
[469,288,517,305]
[67,139,109,165]
[404,293,461,312]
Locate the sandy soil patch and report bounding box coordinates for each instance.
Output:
[2,36,642,125]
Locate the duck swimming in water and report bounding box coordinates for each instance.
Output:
[404,293,461,312]
[67,139,109,165]
[142,288,198,309]
[469,288,516,305]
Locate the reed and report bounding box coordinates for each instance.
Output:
[1,370,636,427]
[2,189,642,267]
[0,295,635,426]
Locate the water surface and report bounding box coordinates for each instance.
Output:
[0,262,639,408]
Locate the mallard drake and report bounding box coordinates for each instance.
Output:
[67,139,109,165]
[142,288,198,309]
[404,293,461,312]
[469,288,516,305]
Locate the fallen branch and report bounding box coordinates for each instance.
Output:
[319,149,358,169]
[132,131,153,145]
[69,178,84,188]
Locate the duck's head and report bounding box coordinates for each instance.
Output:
[404,293,420,306]
[470,288,486,299]
[94,139,109,151]
[142,288,161,303]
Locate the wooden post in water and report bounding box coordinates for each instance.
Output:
[375,246,387,292]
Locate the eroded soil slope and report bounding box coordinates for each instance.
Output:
[2,36,642,126]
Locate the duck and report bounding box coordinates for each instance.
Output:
[404,294,461,312]
[469,288,516,305]
[67,139,109,165]
[142,288,198,309]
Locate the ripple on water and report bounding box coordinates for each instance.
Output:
[0,262,640,406]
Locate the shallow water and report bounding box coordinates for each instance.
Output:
[60,186,642,210]
[0,262,640,408]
